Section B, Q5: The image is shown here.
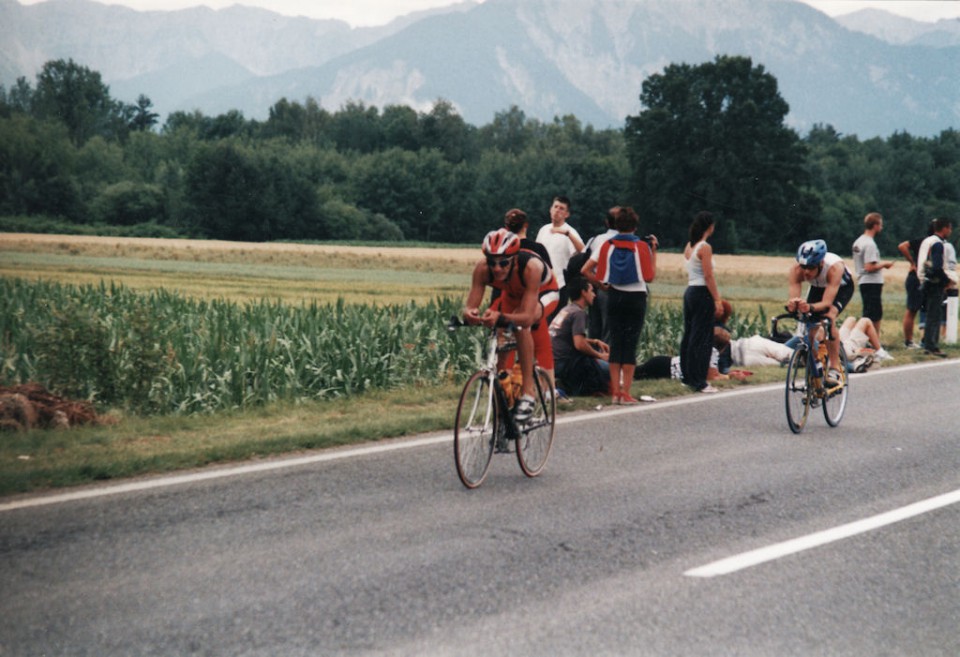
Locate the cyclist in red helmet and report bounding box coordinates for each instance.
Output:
[464,227,559,422]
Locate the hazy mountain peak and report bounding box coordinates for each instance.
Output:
[3,0,958,138]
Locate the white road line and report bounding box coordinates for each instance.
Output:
[684,488,960,578]
[0,435,451,513]
[2,359,955,513]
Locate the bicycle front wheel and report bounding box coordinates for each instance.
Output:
[454,370,497,489]
[823,344,849,427]
[516,367,556,478]
[785,346,811,434]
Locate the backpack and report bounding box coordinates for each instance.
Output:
[595,234,654,285]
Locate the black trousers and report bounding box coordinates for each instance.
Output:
[922,283,945,350]
[680,285,714,390]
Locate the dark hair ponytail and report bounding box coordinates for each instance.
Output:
[689,211,715,244]
[504,208,527,233]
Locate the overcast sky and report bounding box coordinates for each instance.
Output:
[15,0,960,27]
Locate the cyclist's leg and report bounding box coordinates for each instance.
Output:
[530,312,555,392]
[826,281,855,372]
[511,327,533,398]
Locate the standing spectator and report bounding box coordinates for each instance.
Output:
[579,207,619,343]
[504,208,551,267]
[917,218,954,356]
[898,228,929,349]
[548,278,610,397]
[581,206,657,405]
[680,211,725,394]
[852,212,894,337]
[536,195,584,318]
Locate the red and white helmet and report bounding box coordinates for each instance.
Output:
[481,228,521,256]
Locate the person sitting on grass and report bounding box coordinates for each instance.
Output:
[838,316,893,362]
[548,277,610,399]
[635,327,749,384]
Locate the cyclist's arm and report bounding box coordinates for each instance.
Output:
[463,262,489,324]
[786,265,805,312]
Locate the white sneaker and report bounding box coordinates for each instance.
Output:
[874,348,894,361]
[513,395,536,423]
[825,369,843,387]
[853,354,874,373]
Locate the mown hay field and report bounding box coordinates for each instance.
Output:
[0,231,910,313]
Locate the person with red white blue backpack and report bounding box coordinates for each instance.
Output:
[581,206,658,405]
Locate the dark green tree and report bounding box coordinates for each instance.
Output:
[419,99,477,163]
[185,141,319,241]
[480,105,534,155]
[381,104,420,151]
[625,55,811,251]
[261,97,331,146]
[0,114,82,218]
[127,94,159,132]
[331,101,382,153]
[350,148,453,242]
[31,59,127,145]
[0,77,34,116]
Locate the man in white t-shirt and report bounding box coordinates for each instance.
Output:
[851,212,893,336]
[535,195,583,317]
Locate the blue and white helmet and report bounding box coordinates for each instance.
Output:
[796,239,827,267]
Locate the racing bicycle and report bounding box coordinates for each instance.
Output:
[448,317,556,489]
[773,312,850,434]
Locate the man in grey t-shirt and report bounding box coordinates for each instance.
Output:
[548,278,609,396]
[852,212,894,336]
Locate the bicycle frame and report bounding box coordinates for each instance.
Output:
[776,311,849,433]
[450,316,556,487]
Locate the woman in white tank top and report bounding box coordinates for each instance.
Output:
[680,211,725,393]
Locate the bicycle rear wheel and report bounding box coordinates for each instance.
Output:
[454,370,497,489]
[823,344,849,427]
[785,346,811,434]
[516,367,556,477]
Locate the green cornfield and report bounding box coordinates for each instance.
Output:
[1,278,768,415]
[0,278,482,414]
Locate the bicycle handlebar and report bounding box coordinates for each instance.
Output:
[447,314,518,333]
[773,310,833,340]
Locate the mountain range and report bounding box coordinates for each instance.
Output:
[2,0,959,138]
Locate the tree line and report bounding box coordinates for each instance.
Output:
[1,56,957,253]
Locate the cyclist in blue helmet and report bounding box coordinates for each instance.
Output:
[787,239,856,384]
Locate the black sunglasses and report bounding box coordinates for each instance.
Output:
[486,256,513,269]
[801,263,819,271]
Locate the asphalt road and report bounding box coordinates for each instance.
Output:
[2,360,958,656]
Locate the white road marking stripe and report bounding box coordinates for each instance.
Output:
[0,435,450,512]
[684,488,960,578]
